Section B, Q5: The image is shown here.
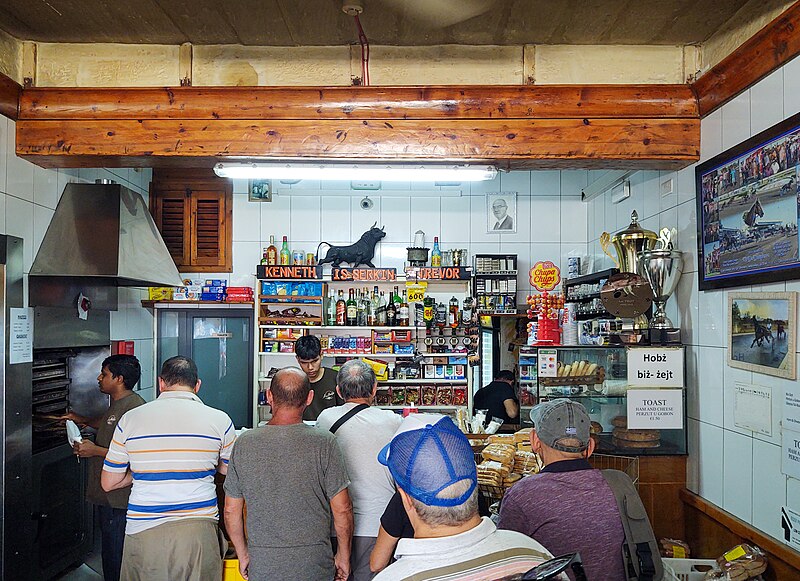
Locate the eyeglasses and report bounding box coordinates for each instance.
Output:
[519,553,587,581]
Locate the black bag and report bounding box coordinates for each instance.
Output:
[601,469,663,581]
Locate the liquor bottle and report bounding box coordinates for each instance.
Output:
[461,295,474,325]
[346,289,358,326]
[335,290,346,326]
[260,248,269,265]
[449,296,459,328]
[279,236,291,265]
[357,289,368,326]
[368,286,379,326]
[431,237,442,267]
[393,286,402,307]
[266,235,278,265]
[423,297,435,329]
[376,291,388,325]
[398,290,410,326]
[435,300,448,329]
[326,289,337,326]
[386,294,397,326]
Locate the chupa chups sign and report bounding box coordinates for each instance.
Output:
[257,265,322,279]
[405,266,472,280]
[530,261,561,291]
[331,268,397,281]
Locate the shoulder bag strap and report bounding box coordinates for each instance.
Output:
[329,403,370,434]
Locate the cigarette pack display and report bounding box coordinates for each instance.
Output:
[424,364,436,378]
[435,365,445,379]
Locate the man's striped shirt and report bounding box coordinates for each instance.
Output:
[103,390,236,535]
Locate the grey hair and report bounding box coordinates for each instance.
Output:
[336,359,376,400]
[408,480,478,527]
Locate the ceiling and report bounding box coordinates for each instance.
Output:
[0,0,767,47]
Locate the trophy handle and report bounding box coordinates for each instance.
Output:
[599,232,620,269]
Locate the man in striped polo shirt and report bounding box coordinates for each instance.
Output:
[101,355,236,581]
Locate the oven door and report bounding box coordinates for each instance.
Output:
[31,443,92,579]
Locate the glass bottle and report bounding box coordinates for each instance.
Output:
[368,286,379,326]
[435,301,448,329]
[279,236,291,265]
[326,289,337,326]
[393,286,402,306]
[260,247,269,265]
[423,297,435,329]
[346,289,358,326]
[461,295,474,325]
[386,294,397,326]
[377,291,388,325]
[398,290,410,327]
[431,236,442,267]
[449,296,459,328]
[336,290,346,326]
[266,235,278,265]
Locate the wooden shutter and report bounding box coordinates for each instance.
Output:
[150,187,191,265]
[190,190,228,267]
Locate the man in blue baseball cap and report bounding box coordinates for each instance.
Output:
[373,414,553,581]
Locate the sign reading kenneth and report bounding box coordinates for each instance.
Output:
[530,261,561,291]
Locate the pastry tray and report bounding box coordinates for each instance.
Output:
[540,368,605,386]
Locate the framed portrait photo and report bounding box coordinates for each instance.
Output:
[727,291,797,379]
[248,179,272,202]
[487,192,517,233]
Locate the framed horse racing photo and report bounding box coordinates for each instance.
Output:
[696,111,800,290]
[727,291,796,380]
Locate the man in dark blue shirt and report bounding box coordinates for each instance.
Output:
[473,370,519,426]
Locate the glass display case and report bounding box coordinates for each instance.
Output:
[517,345,686,456]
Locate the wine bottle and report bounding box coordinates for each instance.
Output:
[346,289,358,326]
[266,235,278,265]
[336,290,346,326]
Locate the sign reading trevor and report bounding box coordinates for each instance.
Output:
[331,267,397,281]
[405,266,472,280]
[257,265,322,279]
[626,346,684,388]
[627,389,683,429]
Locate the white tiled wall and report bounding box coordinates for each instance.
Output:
[587,56,800,547]
[192,170,591,312]
[0,116,157,401]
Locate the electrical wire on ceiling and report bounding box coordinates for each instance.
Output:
[343,1,370,85]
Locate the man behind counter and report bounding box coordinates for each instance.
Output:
[473,370,519,427]
[295,335,343,421]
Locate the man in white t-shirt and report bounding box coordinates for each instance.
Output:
[317,360,402,581]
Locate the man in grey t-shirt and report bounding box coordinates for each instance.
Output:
[224,368,353,580]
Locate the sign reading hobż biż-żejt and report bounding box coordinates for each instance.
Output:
[626,347,684,388]
[627,389,683,429]
[331,267,397,281]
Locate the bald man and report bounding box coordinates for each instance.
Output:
[224,368,353,581]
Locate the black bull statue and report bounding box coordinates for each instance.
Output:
[316,223,386,268]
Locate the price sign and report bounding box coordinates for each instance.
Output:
[405,282,427,303]
[627,389,684,429]
[626,347,684,388]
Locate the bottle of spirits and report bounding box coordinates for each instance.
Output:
[326,289,337,326]
[357,288,368,326]
[279,236,291,265]
[431,237,442,267]
[260,248,269,265]
[435,301,448,329]
[449,296,459,328]
[377,291,388,325]
[423,297,435,329]
[346,289,358,326]
[336,290,346,326]
[266,235,278,265]
[368,286,379,326]
[386,294,397,326]
[461,295,474,325]
[393,286,402,307]
[398,290,410,327]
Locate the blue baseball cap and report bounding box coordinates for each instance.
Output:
[378,415,477,507]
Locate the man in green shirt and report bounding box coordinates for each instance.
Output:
[63,354,145,581]
[295,335,342,421]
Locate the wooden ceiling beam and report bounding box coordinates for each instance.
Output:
[0,71,21,120]
[19,85,698,120]
[693,0,800,117]
[16,83,699,170]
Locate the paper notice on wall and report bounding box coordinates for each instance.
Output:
[781,506,800,551]
[734,382,772,436]
[627,389,684,429]
[9,307,33,364]
[785,388,800,433]
[782,430,800,480]
[626,347,684,388]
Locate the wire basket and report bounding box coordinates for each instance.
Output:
[588,453,639,487]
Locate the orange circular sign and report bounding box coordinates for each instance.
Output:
[529,260,561,291]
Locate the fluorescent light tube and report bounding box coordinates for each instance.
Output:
[214,162,497,182]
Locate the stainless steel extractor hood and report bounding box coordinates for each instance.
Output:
[30,181,183,287]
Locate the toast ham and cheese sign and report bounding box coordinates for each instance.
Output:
[627,389,683,429]
[530,261,560,291]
